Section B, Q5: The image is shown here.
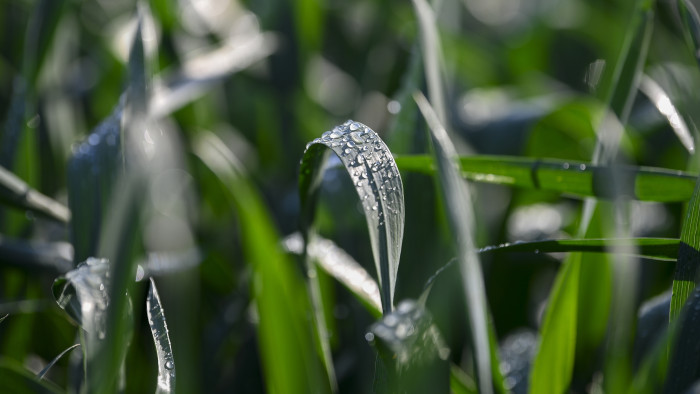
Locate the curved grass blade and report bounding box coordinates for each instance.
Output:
[479,237,680,262]
[367,300,451,393]
[639,75,694,153]
[395,154,697,202]
[671,176,700,321]
[414,92,492,394]
[283,233,382,317]
[0,358,63,394]
[147,278,175,394]
[299,120,405,314]
[194,131,330,394]
[0,165,70,223]
[411,0,446,125]
[37,344,80,380]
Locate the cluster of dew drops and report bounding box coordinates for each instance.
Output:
[306,120,402,225]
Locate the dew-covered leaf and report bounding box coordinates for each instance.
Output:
[479,237,680,261]
[414,92,492,394]
[147,278,175,394]
[0,165,70,223]
[299,120,404,313]
[37,344,80,380]
[0,358,63,394]
[395,154,696,202]
[194,131,330,393]
[52,257,110,331]
[367,300,450,394]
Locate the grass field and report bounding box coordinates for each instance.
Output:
[2,0,700,392]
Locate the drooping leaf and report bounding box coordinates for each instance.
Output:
[414,92,492,394]
[147,278,175,394]
[194,131,330,394]
[479,237,680,261]
[299,120,405,314]
[394,154,696,202]
[37,344,80,380]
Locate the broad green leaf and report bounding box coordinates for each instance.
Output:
[37,343,80,380]
[479,237,680,261]
[0,165,70,223]
[194,131,330,394]
[394,155,696,202]
[414,92,492,394]
[299,120,405,314]
[530,253,581,393]
[147,278,175,394]
[367,300,450,393]
[0,358,63,394]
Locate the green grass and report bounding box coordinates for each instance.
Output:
[3,0,700,392]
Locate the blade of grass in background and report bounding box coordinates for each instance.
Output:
[664,285,700,392]
[0,237,72,275]
[0,165,70,223]
[0,358,63,394]
[531,0,654,390]
[37,344,80,380]
[670,177,700,321]
[194,131,330,394]
[0,314,7,324]
[395,154,696,202]
[147,278,175,394]
[676,0,700,65]
[639,75,694,153]
[414,92,492,394]
[479,237,680,261]
[299,120,405,313]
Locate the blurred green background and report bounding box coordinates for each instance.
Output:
[0,0,698,392]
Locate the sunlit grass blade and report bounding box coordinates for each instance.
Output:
[147,278,175,394]
[194,131,330,394]
[299,120,405,313]
[283,233,382,318]
[367,300,451,393]
[0,314,7,324]
[395,154,696,202]
[411,0,446,125]
[479,237,680,261]
[37,343,80,380]
[150,33,277,118]
[671,176,700,321]
[414,92,492,394]
[0,165,70,223]
[639,75,694,153]
[0,358,63,394]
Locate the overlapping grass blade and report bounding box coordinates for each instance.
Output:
[411,0,446,125]
[676,0,700,65]
[670,177,700,321]
[299,120,405,313]
[479,237,680,261]
[414,92,492,394]
[0,237,72,275]
[0,165,70,223]
[37,344,80,380]
[147,278,175,394]
[194,131,330,394]
[0,358,63,394]
[395,154,696,202]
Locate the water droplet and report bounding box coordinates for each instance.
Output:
[347,141,356,148]
[350,122,360,131]
[88,134,100,146]
[344,148,351,155]
[365,332,375,342]
[322,131,331,140]
[562,163,570,170]
[579,164,586,171]
[165,360,174,370]
[330,130,343,139]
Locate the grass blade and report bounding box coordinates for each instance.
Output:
[299,120,405,314]
[37,344,80,380]
[0,358,63,394]
[411,0,446,125]
[414,92,492,394]
[0,165,70,223]
[639,75,694,153]
[0,237,72,275]
[395,154,696,202]
[0,314,7,324]
[664,285,700,392]
[676,0,700,65]
[147,278,175,394]
[194,131,330,394]
[283,233,382,317]
[479,237,680,261]
[670,176,700,321]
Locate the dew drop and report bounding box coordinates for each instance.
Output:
[88,134,100,146]
[344,148,351,155]
[350,122,360,131]
[562,163,570,170]
[330,130,343,139]
[165,360,174,370]
[579,164,586,171]
[365,332,375,342]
